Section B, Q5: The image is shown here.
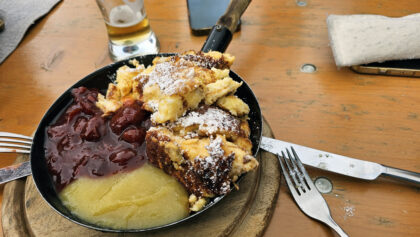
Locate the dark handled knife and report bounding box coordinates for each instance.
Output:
[261,136,420,184]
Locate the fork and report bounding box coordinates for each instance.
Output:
[278,147,348,237]
[0,132,32,154]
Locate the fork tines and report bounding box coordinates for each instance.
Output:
[0,132,33,154]
[278,147,348,237]
[279,147,314,195]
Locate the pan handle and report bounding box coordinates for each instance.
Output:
[201,0,252,53]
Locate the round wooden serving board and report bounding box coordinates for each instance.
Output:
[2,118,280,237]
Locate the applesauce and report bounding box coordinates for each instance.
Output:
[59,163,189,229]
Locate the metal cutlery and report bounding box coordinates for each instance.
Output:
[0,132,33,184]
[278,147,348,237]
[261,136,420,184]
[0,132,32,154]
[1,132,419,185]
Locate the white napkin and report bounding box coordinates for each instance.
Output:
[0,0,61,64]
[327,14,420,67]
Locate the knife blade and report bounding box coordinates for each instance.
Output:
[260,136,420,183]
[0,161,32,184]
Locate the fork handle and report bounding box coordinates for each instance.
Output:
[382,165,420,184]
[325,216,349,237]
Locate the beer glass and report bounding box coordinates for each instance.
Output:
[96,0,160,61]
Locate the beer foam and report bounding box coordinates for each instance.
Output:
[109,5,144,27]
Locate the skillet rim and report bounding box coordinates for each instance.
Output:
[30,53,262,232]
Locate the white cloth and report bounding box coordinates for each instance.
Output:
[0,0,61,64]
[327,14,420,67]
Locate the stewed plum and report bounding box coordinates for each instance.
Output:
[45,87,150,191]
[121,127,146,144]
[110,100,146,134]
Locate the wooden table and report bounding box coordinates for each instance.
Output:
[0,0,419,236]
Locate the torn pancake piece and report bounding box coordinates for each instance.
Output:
[146,106,258,211]
[97,51,239,124]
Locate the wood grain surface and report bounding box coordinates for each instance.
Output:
[2,120,279,237]
[0,0,419,236]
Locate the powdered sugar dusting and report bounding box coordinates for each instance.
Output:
[173,107,240,135]
[147,101,158,112]
[193,136,231,194]
[344,205,355,219]
[142,59,196,95]
[198,156,217,179]
[195,137,224,171]
[184,131,198,139]
[219,182,230,193]
[205,136,224,159]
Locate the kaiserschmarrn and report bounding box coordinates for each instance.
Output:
[96,51,258,211]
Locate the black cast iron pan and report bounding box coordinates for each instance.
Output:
[29,0,262,232]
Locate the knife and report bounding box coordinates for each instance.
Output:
[261,136,420,184]
[0,137,418,185]
[0,161,31,184]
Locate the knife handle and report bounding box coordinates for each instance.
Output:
[382,165,420,184]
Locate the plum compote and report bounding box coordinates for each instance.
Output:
[45,87,150,191]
